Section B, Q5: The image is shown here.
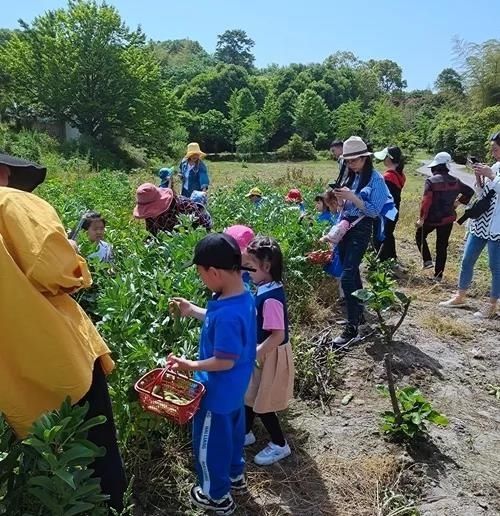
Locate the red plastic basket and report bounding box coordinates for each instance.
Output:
[306,249,332,266]
[134,368,205,424]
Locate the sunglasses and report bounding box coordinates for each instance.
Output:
[491,132,500,143]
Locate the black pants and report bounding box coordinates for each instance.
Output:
[245,405,286,447]
[77,361,127,512]
[374,218,398,261]
[415,223,453,279]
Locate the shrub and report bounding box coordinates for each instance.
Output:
[0,125,59,162]
[276,134,317,161]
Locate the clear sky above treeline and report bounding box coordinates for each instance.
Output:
[3,0,499,90]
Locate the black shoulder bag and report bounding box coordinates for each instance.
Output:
[457,188,496,225]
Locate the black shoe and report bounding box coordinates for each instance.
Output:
[189,485,236,515]
[332,324,359,347]
[230,474,247,492]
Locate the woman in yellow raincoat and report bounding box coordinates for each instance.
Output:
[0,157,126,512]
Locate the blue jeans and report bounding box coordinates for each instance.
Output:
[459,233,500,299]
[338,218,373,326]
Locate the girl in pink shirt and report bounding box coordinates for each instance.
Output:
[243,236,295,466]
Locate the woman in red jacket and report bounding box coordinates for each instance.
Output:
[373,146,406,262]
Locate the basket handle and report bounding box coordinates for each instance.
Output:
[157,366,191,383]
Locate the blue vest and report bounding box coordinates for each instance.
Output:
[255,283,289,345]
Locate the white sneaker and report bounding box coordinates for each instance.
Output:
[244,431,256,446]
[473,306,497,319]
[254,442,291,466]
[439,296,467,308]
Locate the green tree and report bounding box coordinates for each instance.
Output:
[236,114,266,153]
[260,90,280,143]
[215,29,255,70]
[368,59,407,92]
[334,100,365,140]
[430,110,467,157]
[366,99,405,147]
[186,64,250,114]
[456,106,500,161]
[435,68,464,95]
[151,38,213,84]
[0,0,174,148]
[228,87,257,143]
[197,109,232,152]
[293,89,331,141]
[455,38,500,108]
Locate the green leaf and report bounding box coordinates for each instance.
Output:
[376,385,390,397]
[54,467,77,489]
[353,289,373,302]
[59,444,98,467]
[427,411,449,426]
[63,502,96,516]
[77,415,107,435]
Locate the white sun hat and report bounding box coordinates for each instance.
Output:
[341,136,372,159]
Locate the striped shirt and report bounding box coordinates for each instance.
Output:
[342,170,389,219]
[470,162,500,242]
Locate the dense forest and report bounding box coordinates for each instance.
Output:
[0,0,499,167]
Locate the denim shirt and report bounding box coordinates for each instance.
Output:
[342,170,389,219]
[179,159,210,198]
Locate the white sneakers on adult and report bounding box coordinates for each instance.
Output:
[439,295,467,308]
[254,442,291,466]
[473,305,498,319]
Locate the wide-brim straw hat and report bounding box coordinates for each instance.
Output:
[185,142,206,160]
[133,183,174,219]
[341,136,372,160]
[0,153,46,192]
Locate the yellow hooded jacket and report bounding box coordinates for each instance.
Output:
[0,187,114,438]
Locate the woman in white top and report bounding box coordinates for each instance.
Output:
[440,132,500,318]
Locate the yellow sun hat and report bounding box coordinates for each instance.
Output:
[185,142,206,160]
[245,187,263,198]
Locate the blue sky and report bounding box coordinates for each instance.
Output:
[2,0,499,90]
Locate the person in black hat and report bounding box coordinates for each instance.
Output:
[0,156,126,512]
[167,233,257,515]
[0,153,46,192]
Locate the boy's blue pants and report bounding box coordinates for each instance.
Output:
[192,405,245,500]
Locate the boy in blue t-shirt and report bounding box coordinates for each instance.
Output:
[168,233,257,515]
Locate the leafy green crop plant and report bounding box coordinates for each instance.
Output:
[0,398,109,515]
[377,384,449,440]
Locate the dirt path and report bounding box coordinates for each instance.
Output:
[418,161,475,187]
[239,260,500,515]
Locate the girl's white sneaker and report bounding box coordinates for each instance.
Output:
[244,431,256,446]
[254,442,291,466]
